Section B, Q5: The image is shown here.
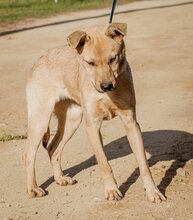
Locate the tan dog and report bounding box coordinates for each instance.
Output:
[23,23,166,202]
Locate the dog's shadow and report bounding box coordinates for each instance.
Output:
[41,130,193,196]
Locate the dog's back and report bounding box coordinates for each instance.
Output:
[26,45,81,113]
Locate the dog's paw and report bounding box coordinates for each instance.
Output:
[105,187,123,201]
[145,186,166,203]
[55,175,77,186]
[28,187,46,198]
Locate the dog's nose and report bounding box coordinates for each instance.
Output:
[100,82,114,92]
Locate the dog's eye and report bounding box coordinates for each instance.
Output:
[86,61,95,66]
[109,56,116,64]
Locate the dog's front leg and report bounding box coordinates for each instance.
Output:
[85,118,122,201]
[120,111,166,203]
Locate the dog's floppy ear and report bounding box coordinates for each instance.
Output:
[67,31,89,54]
[105,23,127,43]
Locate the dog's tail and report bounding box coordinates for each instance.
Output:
[42,127,50,149]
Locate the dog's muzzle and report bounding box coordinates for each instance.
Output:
[100,82,114,92]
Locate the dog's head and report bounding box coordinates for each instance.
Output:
[67,23,127,93]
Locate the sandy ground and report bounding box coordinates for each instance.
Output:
[0,0,193,219]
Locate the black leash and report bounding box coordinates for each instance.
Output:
[109,0,117,23]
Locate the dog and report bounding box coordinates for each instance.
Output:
[23,23,166,202]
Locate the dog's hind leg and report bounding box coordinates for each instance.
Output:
[23,89,54,197]
[47,100,82,186]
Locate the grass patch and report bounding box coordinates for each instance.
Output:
[0,0,139,24]
[0,133,27,142]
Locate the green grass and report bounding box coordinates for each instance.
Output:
[0,133,27,142]
[0,0,138,24]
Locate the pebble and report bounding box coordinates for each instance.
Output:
[56,211,61,217]
[6,204,12,207]
[177,168,189,177]
[0,199,5,203]
[94,197,102,203]
[0,123,7,131]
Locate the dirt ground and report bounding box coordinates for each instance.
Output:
[0,0,193,219]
